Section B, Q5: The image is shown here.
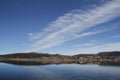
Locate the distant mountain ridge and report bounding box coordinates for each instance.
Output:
[97,51,120,56]
[0,52,66,58]
[0,51,120,58]
[74,51,120,57]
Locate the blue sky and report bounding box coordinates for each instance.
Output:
[0,0,120,55]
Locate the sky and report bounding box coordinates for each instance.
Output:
[0,0,120,55]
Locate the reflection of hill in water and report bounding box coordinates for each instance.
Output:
[99,61,120,66]
[1,60,120,66]
[77,61,120,66]
[0,61,50,66]
[0,60,75,66]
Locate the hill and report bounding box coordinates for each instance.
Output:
[97,51,120,56]
[74,51,120,57]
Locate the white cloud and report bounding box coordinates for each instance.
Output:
[70,42,120,55]
[73,40,97,47]
[113,35,120,38]
[28,0,120,52]
[74,43,94,47]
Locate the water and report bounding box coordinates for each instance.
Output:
[0,62,120,80]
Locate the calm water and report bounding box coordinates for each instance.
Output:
[0,63,120,80]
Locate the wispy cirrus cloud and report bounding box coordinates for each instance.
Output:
[73,43,95,47]
[113,35,120,38]
[73,40,97,47]
[28,0,120,52]
[69,42,120,55]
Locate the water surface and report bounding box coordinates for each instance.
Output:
[0,63,120,80]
